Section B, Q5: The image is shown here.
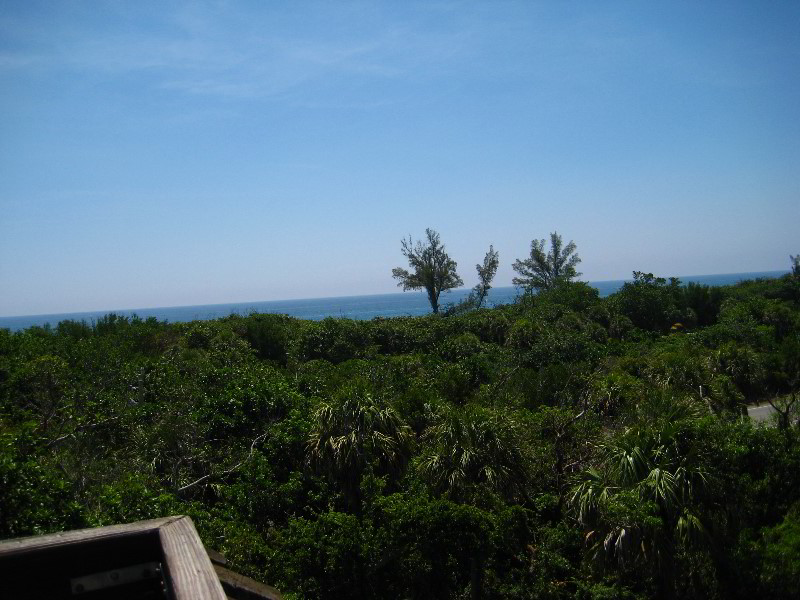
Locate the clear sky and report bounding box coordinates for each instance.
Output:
[1,1,798,317]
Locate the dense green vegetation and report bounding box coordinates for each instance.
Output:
[1,272,799,599]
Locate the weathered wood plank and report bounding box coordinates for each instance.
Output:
[0,516,179,557]
[214,563,283,600]
[0,515,228,600]
[206,546,228,566]
[160,516,227,600]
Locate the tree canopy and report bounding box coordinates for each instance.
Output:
[512,231,581,292]
[2,268,800,600]
[392,228,463,314]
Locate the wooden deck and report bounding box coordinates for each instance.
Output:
[0,516,227,599]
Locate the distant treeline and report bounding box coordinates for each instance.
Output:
[1,272,799,599]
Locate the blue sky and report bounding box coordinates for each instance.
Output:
[1,1,798,316]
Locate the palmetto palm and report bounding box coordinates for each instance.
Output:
[571,394,712,595]
[308,384,412,512]
[417,405,530,504]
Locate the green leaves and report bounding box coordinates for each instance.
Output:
[512,232,582,293]
[758,502,800,598]
[307,384,412,512]
[570,397,717,595]
[417,404,531,504]
[473,245,500,309]
[1,268,798,599]
[611,272,686,333]
[393,229,464,314]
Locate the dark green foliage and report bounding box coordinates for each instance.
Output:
[293,317,373,364]
[682,282,725,327]
[417,404,531,504]
[758,502,800,599]
[572,395,718,598]
[507,303,605,369]
[368,316,435,354]
[0,424,84,537]
[233,313,296,365]
[371,492,495,599]
[1,273,798,599]
[307,381,412,514]
[460,308,512,344]
[538,281,601,313]
[611,272,686,333]
[55,319,93,340]
[271,511,368,599]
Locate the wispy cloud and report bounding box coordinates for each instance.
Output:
[1,2,476,104]
[0,52,42,69]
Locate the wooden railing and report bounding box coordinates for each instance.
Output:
[0,516,227,599]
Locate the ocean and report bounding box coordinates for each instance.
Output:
[0,270,789,332]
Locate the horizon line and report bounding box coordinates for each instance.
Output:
[0,268,790,321]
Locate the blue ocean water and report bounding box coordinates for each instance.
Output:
[0,270,789,332]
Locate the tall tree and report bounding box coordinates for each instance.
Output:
[473,245,499,309]
[392,228,464,314]
[512,231,581,292]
